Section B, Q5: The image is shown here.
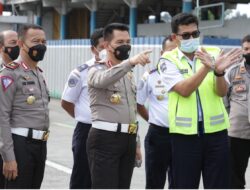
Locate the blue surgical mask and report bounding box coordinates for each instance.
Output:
[179,37,200,53]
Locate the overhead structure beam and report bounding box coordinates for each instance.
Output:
[123,0,142,37]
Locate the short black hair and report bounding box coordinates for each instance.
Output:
[90,28,104,47]
[242,35,250,45]
[18,24,43,40]
[103,23,129,41]
[162,35,173,50]
[171,13,199,34]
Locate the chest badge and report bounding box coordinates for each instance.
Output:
[110,93,121,104]
[27,95,36,105]
[240,66,246,74]
[156,95,164,101]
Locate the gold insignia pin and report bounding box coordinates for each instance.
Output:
[23,75,31,80]
[27,95,36,104]
[156,95,164,101]
[240,66,246,73]
[110,93,121,104]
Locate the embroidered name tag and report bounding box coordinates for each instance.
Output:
[180,69,188,74]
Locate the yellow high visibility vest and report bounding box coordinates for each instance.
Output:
[160,47,229,135]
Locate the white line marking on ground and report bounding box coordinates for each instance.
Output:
[52,122,75,129]
[46,160,72,174]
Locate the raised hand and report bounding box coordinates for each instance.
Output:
[195,47,214,69]
[214,48,242,73]
[129,50,152,66]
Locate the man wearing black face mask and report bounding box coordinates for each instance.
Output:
[0,24,49,189]
[225,34,250,189]
[0,30,20,68]
[0,29,19,189]
[87,23,151,189]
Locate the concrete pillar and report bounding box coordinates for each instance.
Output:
[124,0,138,37]
[129,0,137,37]
[60,0,67,40]
[36,4,42,26]
[182,0,192,13]
[90,10,96,35]
[84,0,97,36]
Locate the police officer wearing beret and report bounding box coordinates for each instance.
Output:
[87,23,151,189]
[0,24,49,189]
[61,28,105,189]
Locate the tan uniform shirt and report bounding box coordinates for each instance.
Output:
[88,60,137,124]
[226,61,250,139]
[0,57,50,161]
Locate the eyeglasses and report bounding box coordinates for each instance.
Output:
[177,30,200,40]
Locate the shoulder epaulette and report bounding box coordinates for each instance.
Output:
[77,64,89,72]
[4,62,20,70]
[149,68,158,74]
[88,63,106,70]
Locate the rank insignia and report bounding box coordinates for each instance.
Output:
[4,62,19,70]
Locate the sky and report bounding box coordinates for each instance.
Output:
[225,3,250,19]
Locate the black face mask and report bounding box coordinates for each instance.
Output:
[27,44,47,62]
[243,53,250,65]
[4,45,20,60]
[113,44,131,61]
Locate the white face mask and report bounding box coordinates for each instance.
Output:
[98,49,107,61]
[179,37,200,53]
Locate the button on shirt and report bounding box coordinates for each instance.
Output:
[159,48,203,121]
[62,58,95,124]
[137,69,169,128]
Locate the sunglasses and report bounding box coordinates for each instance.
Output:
[177,30,200,40]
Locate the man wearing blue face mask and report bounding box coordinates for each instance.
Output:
[158,13,242,188]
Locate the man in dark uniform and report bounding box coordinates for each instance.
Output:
[0,30,20,188]
[0,24,49,189]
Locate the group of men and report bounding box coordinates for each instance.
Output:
[0,12,250,189]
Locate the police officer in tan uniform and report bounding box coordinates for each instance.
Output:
[0,30,20,68]
[225,34,250,189]
[0,30,20,189]
[0,24,49,189]
[87,23,151,189]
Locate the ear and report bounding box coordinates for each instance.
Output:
[171,33,177,40]
[91,46,96,54]
[17,40,24,48]
[103,41,108,49]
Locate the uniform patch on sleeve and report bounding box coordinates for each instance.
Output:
[160,63,167,73]
[68,76,78,87]
[77,64,88,72]
[1,76,14,91]
[137,80,145,90]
